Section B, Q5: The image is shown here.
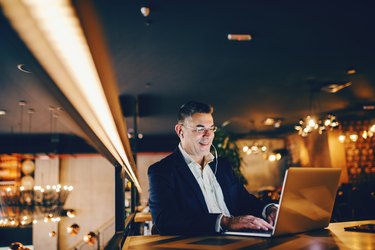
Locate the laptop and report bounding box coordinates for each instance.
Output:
[224,167,341,237]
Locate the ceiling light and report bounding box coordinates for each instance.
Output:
[222,120,231,127]
[227,34,252,41]
[320,81,352,93]
[297,81,339,136]
[263,118,283,128]
[17,64,32,73]
[274,120,282,128]
[264,118,275,126]
[295,114,339,137]
[140,7,150,17]
[346,68,356,75]
[0,109,6,115]
[363,104,375,110]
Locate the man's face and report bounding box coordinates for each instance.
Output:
[179,112,215,159]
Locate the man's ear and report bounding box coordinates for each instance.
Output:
[175,124,183,138]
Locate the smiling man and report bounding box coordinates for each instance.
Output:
[148,101,277,235]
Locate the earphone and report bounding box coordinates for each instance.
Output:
[211,144,218,175]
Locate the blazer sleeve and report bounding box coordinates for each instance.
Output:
[148,159,219,235]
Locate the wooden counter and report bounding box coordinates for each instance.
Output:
[134,212,152,223]
[123,220,375,249]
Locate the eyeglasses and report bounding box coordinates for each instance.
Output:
[182,124,217,134]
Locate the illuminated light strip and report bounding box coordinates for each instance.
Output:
[1,0,141,191]
[227,34,252,41]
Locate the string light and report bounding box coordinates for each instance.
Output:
[241,141,285,162]
[242,142,267,155]
[295,114,339,137]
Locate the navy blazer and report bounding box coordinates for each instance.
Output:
[148,148,265,235]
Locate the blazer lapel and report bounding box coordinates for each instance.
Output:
[172,149,208,213]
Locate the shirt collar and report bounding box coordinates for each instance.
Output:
[178,143,214,168]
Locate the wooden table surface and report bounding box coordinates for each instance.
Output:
[123,220,375,250]
[134,212,152,223]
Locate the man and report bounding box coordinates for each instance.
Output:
[148,101,277,235]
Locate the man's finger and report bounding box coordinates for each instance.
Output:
[267,215,274,226]
[252,218,273,230]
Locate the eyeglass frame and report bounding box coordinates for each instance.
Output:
[180,124,218,134]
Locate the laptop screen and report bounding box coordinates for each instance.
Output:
[273,167,341,236]
[224,167,341,237]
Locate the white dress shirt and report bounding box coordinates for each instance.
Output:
[178,144,274,232]
[178,144,230,231]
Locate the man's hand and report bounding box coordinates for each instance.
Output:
[266,205,278,226]
[221,215,273,231]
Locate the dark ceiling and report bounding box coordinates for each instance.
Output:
[1,1,375,140]
[94,0,375,136]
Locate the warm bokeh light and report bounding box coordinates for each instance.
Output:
[362,130,368,139]
[227,34,252,41]
[276,153,282,160]
[49,231,56,237]
[308,117,317,128]
[67,223,80,236]
[349,134,358,142]
[268,154,277,162]
[66,209,76,218]
[83,231,97,245]
[338,135,346,143]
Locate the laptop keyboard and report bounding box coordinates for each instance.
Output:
[235,228,273,234]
